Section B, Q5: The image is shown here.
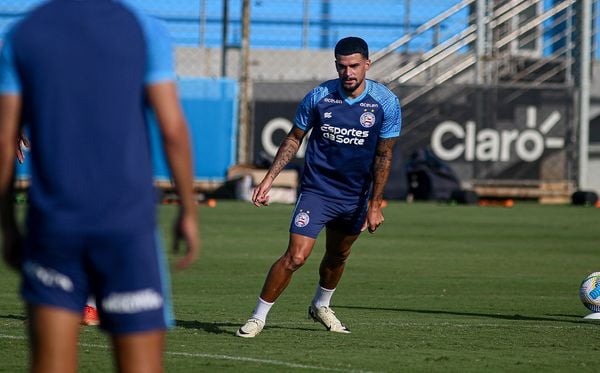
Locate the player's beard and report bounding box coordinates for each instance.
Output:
[341,78,361,95]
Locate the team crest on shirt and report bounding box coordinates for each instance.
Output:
[294,210,310,228]
[360,111,376,128]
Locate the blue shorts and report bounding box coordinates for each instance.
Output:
[20,229,173,335]
[289,192,369,239]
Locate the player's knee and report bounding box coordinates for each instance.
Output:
[325,249,351,266]
[284,253,307,271]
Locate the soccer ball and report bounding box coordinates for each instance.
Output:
[579,272,600,313]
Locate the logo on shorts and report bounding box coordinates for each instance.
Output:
[24,261,74,292]
[294,210,310,228]
[360,111,376,128]
[102,289,163,314]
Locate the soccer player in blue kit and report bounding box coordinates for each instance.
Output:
[236,37,401,338]
[15,133,101,326]
[0,1,199,372]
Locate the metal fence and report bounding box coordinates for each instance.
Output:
[1,1,598,55]
[1,0,599,196]
[1,1,598,81]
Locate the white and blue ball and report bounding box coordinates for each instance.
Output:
[580,272,600,313]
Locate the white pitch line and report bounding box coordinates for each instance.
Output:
[166,351,378,372]
[376,322,597,330]
[0,334,25,340]
[0,334,378,373]
[240,320,595,330]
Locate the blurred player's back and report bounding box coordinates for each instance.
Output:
[1,1,199,372]
[11,0,159,234]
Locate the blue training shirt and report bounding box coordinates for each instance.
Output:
[295,79,401,202]
[0,0,175,234]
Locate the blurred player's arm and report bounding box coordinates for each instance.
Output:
[146,82,199,270]
[16,129,29,164]
[363,137,398,234]
[0,94,23,269]
[252,126,306,207]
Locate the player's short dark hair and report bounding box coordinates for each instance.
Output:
[334,37,369,59]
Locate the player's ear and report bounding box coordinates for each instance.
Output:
[364,59,371,71]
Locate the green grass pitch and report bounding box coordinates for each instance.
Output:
[1,201,598,372]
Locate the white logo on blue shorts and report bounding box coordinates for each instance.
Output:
[294,212,310,227]
[102,289,163,314]
[24,261,74,292]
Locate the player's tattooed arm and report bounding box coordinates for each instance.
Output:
[371,137,398,205]
[252,126,306,206]
[265,126,306,181]
[362,136,398,233]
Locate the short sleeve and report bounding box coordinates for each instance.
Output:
[134,13,175,84]
[380,95,401,138]
[294,90,317,131]
[0,34,22,94]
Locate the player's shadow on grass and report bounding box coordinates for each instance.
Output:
[0,314,27,322]
[335,305,588,324]
[175,319,236,334]
[175,319,318,335]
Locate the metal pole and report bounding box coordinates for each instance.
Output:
[302,0,310,49]
[577,0,592,189]
[199,0,206,47]
[238,0,251,164]
[485,0,494,83]
[474,0,486,182]
[221,0,229,77]
[320,0,330,48]
[475,0,485,84]
[565,1,573,84]
[404,0,410,53]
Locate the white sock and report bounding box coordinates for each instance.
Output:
[312,285,335,308]
[86,296,96,308]
[251,297,274,323]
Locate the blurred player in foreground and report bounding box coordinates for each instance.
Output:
[16,132,100,327]
[236,37,401,338]
[0,1,199,372]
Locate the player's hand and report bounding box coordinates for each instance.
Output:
[16,130,30,164]
[2,225,23,270]
[251,178,273,207]
[173,211,200,270]
[361,204,384,234]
